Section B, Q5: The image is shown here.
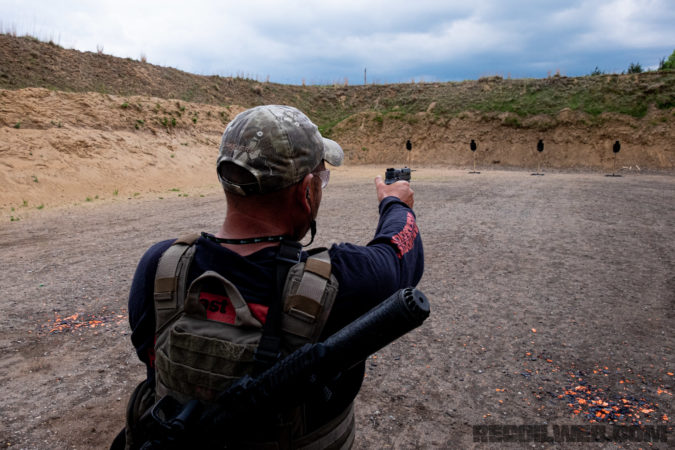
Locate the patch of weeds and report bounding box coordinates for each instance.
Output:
[373,115,384,124]
[171,154,175,158]
[10,207,15,212]
[36,204,44,210]
[503,116,522,128]
[10,216,20,222]
[361,146,368,152]
[158,196,164,200]
[14,122,21,129]
[22,200,28,207]
[85,196,93,202]
[169,188,180,192]
[113,189,119,196]
[31,175,38,183]
[135,119,145,129]
[656,95,674,109]
[133,192,140,197]
[192,116,198,124]
[159,116,177,128]
[50,120,63,128]
[121,102,129,109]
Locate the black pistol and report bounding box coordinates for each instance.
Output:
[384,167,412,185]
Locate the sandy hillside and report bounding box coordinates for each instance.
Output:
[1,86,673,216]
[0,88,246,210]
[1,33,673,215]
[334,106,673,170]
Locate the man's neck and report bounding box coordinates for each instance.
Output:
[215,213,293,256]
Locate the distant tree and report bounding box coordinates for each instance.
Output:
[659,49,675,70]
[627,62,643,74]
[590,66,604,76]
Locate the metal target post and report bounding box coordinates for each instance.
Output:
[468,139,480,174]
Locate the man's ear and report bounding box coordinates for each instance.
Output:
[298,173,313,214]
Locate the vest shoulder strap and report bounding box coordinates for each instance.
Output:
[281,248,338,347]
[153,233,200,333]
[152,238,338,345]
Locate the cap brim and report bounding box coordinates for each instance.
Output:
[322,138,344,167]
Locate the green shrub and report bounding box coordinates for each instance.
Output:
[627,62,643,74]
[659,49,675,70]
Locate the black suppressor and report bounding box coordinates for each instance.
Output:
[210,287,429,417]
[142,288,430,448]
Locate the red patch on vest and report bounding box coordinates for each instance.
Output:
[390,212,419,259]
[199,292,268,325]
[248,302,269,325]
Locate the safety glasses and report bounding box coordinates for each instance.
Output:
[314,169,330,189]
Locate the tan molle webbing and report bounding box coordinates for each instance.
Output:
[281,250,338,344]
[154,233,200,333]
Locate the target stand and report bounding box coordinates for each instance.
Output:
[468,140,480,174]
[605,141,622,177]
[531,154,544,175]
[531,139,545,175]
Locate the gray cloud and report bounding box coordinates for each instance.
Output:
[1,0,673,83]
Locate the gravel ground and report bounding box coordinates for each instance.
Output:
[0,168,673,449]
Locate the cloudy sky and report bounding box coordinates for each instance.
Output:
[1,0,674,85]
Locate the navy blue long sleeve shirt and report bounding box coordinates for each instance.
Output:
[128,196,423,425]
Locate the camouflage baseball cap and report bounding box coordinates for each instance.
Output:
[217,105,344,196]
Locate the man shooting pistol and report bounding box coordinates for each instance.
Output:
[116,105,425,449]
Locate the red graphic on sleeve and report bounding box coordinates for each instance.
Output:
[199,292,268,325]
[391,212,419,259]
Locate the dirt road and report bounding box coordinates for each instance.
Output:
[0,168,673,448]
